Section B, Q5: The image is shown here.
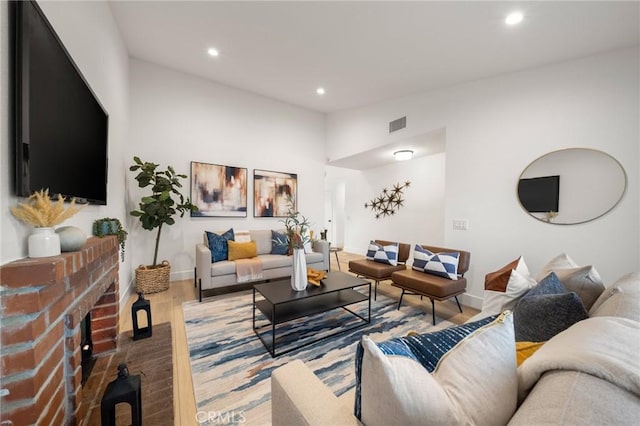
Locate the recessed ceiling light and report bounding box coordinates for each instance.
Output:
[207,47,219,57]
[393,150,414,161]
[505,11,524,26]
[316,87,326,96]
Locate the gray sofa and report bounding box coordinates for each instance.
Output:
[271,272,640,425]
[195,230,329,301]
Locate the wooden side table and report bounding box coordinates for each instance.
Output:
[329,245,343,271]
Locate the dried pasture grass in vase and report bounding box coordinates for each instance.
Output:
[10,189,84,227]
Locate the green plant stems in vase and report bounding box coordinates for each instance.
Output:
[280,196,311,255]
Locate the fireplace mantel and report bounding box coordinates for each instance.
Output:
[1,236,120,425]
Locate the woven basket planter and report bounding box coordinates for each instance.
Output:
[135,260,170,294]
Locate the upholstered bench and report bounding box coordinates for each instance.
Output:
[348,240,410,300]
[391,245,470,324]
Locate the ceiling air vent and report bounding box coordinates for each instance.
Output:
[389,116,406,133]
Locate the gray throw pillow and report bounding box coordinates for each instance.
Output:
[552,266,604,310]
[514,272,588,342]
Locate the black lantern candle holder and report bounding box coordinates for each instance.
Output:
[100,363,142,426]
[131,292,152,340]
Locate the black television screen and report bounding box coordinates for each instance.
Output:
[518,175,560,213]
[12,0,109,204]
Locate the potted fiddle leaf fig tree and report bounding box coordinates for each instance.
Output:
[129,156,197,293]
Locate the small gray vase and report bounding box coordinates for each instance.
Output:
[56,226,87,252]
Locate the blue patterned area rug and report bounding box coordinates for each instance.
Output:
[183,289,452,425]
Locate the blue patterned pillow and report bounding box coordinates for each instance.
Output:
[271,230,289,255]
[412,245,460,280]
[365,241,399,266]
[354,314,497,419]
[206,229,234,262]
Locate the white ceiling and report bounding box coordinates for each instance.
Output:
[109,1,639,114]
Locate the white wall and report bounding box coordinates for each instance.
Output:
[128,59,326,280]
[326,152,446,255]
[0,1,131,307]
[327,48,639,308]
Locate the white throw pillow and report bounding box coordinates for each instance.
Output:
[234,229,251,243]
[359,313,517,426]
[535,253,578,281]
[303,241,313,254]
[481,256,536,315]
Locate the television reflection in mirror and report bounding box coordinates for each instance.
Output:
[517,175,560,214]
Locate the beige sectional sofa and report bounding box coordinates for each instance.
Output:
[271,271,640,425]
[195,229,329,301]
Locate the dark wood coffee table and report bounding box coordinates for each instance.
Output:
[252,271,371,357]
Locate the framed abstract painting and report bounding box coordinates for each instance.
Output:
[190,162,248,217]
[253,169,297,217]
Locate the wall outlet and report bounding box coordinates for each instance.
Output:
[453,219,469,230]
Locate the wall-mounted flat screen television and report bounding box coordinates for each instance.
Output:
[517,175,560,213]
[12,0,109,205]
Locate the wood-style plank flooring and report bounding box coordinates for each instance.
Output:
[119,251,479,425]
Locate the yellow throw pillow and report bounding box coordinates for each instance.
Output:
[515,341,544,366]
[227,240,257,261]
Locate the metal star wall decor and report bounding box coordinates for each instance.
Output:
[364,181,411,218]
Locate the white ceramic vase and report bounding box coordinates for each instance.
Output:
[291,248,308,291]
[28,227,61,258]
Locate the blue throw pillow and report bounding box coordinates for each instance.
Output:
[271,230,289,255]
[525,271,566,296]
[513,272,588,342]
[206,229,234,262]
[412,245,460,280]
[354,315,497,419]
[365,241,399,266]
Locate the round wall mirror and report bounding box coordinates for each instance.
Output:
[517,148,626,225]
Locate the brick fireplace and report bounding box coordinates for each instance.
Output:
[1,236,120,425]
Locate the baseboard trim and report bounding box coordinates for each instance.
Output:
[171,269,195,282]
[460,292,482,310]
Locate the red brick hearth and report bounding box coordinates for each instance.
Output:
[1,236,120,425]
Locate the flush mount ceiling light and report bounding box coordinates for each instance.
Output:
[393,150,414,161]
[207,47,219,57]
[316,87,326,95]
[505,11,524,26]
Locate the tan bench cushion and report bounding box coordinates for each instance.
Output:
[392,269,467,299]
[349,259,406,279]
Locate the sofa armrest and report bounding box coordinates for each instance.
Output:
[312,240,330,271]
[196,243,212,291]
[271,359,358,426]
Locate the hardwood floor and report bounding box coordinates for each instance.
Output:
[119,275,198,425]
[119,251,479,425]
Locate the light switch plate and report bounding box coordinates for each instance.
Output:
[453,219,469,230]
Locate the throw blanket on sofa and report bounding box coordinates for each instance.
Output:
[518,316,640,403]
[235,258,264,283]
